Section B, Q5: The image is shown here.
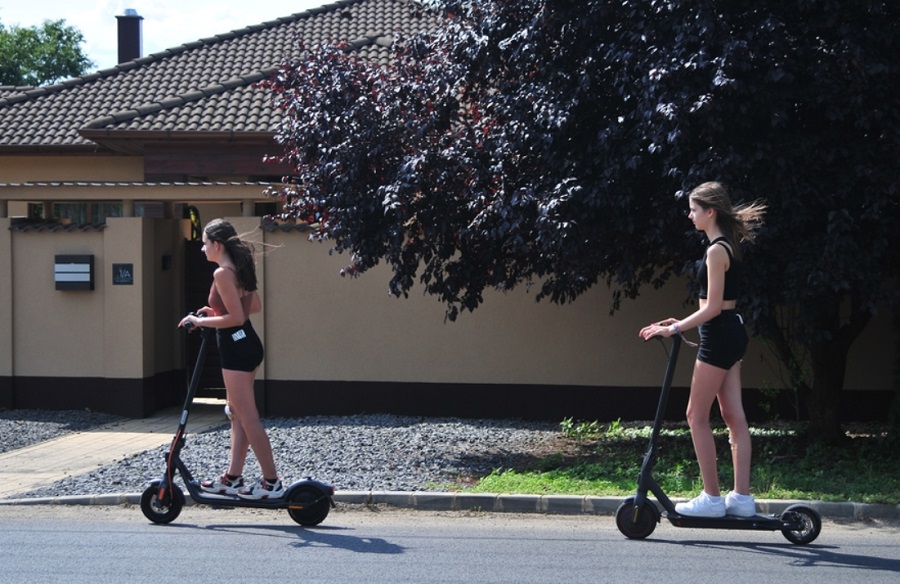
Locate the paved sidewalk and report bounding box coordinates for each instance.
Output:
[0,399,228,500]
[0,403,897,521]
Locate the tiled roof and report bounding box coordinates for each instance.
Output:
[0,86,33,99]
[9,221,108,233]
[0,0,431,150]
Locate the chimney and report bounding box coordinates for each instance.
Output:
[116,9,143,64]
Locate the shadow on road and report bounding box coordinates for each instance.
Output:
[645,538,900,574]
[180,522,406,555]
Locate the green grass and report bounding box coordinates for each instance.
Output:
[465,420,900,505]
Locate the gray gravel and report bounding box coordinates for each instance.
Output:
[1,410,560,499]
[0,409,123,455]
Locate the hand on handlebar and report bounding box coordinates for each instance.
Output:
[178,311,208,330]
[639,319,676,342]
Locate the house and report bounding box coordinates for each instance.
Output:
[0,0,893,421]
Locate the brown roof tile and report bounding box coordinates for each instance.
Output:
[0,0,432,150]
[9,220,108,233]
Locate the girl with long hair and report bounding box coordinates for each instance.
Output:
[179,219,282,500]
[639,182,766,517]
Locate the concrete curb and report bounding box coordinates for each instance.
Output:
[1,491,898,520]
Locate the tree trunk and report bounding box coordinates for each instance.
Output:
[803,301,871,445]
[805,339,848,445]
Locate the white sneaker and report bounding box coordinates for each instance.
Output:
[725,492,756,517]
[237,478,285,500]
[200,474,244,495]
[675,492,726,517]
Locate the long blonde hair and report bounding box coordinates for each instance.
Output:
[689,181,766,260]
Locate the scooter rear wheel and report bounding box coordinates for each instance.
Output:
[616,497,659,539]
[780,504,822,545]
[287,485,330,526]
[141,484,185,524]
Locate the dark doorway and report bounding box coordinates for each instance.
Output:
[184,239,225,397]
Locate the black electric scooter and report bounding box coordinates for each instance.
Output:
[615,334,822,545]
[140,317,335,526]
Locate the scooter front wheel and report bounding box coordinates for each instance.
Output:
[616,497,659,539]
[141,484,185,524]
[287,485,331,526]
[780,504,822,545]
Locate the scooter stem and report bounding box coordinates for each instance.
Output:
[650,335,681,445]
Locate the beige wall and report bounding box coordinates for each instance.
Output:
[193,202,247,221]
[5,218,185,379]
[257,226,895,392]
[0,156,144,183]
[0,212,893,416]
[0,219,12,377]
[11,228,106,377]
[261,227,642,385]
[102,219,148,378]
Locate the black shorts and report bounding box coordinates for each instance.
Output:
[216,320,264,372]
[697,310,748,370]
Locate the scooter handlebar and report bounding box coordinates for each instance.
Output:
[181,312,207,331]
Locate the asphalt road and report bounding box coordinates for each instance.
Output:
[2,505,898,583]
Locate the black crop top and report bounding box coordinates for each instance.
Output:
[698,237,741,301]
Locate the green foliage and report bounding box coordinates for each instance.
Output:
[0,19,93,86]
[560,418,624,444]
[469,422,899,504]
[263,1,900,442]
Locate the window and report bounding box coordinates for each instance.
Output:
[54,202,123,226]
[27,203,45,220]
[135,202,164,218]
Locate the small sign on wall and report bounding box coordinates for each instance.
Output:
[112,263,134,285]
[55,255,94,291]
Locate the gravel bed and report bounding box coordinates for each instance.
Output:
[0,409,123,455]
[3,411,560,499]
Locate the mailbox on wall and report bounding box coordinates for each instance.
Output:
[55,255,95,291]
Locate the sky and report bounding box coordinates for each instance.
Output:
[0,0,328,73]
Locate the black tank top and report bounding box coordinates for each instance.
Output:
[698,237,740,301]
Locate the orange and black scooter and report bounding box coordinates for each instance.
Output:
[141,314,334,526]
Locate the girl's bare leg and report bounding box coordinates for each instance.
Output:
[225,414,250,478]
[686,360,729,496]
[717,362,751,494]
[222,368,278,479]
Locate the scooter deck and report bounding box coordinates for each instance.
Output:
[664,511,785,531]
[186,484,291,508]
[183,479,332,510]
[189,494,292,509]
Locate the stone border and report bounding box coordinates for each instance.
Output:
[1,491,898,521]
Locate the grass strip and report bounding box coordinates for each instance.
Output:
[466,421,899,505]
